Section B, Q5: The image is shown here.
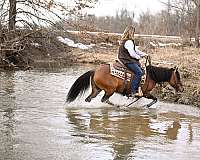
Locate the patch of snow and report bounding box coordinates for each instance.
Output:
[158,42,182,47]
[57,36,95,50]
[149,41,157,47]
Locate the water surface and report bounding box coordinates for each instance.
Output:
[0,65,200,160]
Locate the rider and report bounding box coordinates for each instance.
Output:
[118,25,148,96]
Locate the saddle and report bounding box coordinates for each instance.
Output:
[110,60,146,96]
[109,60,133,96]
[110,60,133,81]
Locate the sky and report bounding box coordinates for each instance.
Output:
[88,0,166,19]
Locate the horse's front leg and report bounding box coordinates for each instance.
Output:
[105,99,115,106]
[143,93,157,108]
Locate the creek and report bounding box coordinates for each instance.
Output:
[0,65,200,160]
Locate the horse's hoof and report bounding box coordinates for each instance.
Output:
[143,104,151,108]
[85,97,91,102]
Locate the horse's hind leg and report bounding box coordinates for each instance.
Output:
[85,89,101,102]
[85,80,101,102]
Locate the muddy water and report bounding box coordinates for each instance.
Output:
[0,65,200,160]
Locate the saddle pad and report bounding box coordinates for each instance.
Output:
[110,64,132,81]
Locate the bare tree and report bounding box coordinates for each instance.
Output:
[160,0,199,47]
[0,0,98,30]
[8,0,16,30]
[77,8,135,33]
[192,0,200,47]
[0,0,98,69]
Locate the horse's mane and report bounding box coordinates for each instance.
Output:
[146,65,175,83]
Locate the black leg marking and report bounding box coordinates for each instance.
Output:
[144,94,157,108]
[101,94,110,103]
[124,97,142,108]
[85,89,101,102]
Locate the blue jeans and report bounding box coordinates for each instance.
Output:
[126,63,143,93]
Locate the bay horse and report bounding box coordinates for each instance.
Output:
[66,61,184,107]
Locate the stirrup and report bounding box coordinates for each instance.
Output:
[137,87,143,97]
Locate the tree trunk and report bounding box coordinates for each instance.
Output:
[9,0,17,31]
[195,0,200,47]
[166,0,171,35]
[0,20,2,43]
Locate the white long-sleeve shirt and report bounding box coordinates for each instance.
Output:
[124,40,147,60]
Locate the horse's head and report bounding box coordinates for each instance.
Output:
[169,67,184,92]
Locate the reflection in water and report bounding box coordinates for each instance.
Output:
[166,121,181,140]
[0,67,200,160]
[0,71,17,159]
[66,108,197,159]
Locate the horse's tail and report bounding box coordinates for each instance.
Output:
[66,70,95,103]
